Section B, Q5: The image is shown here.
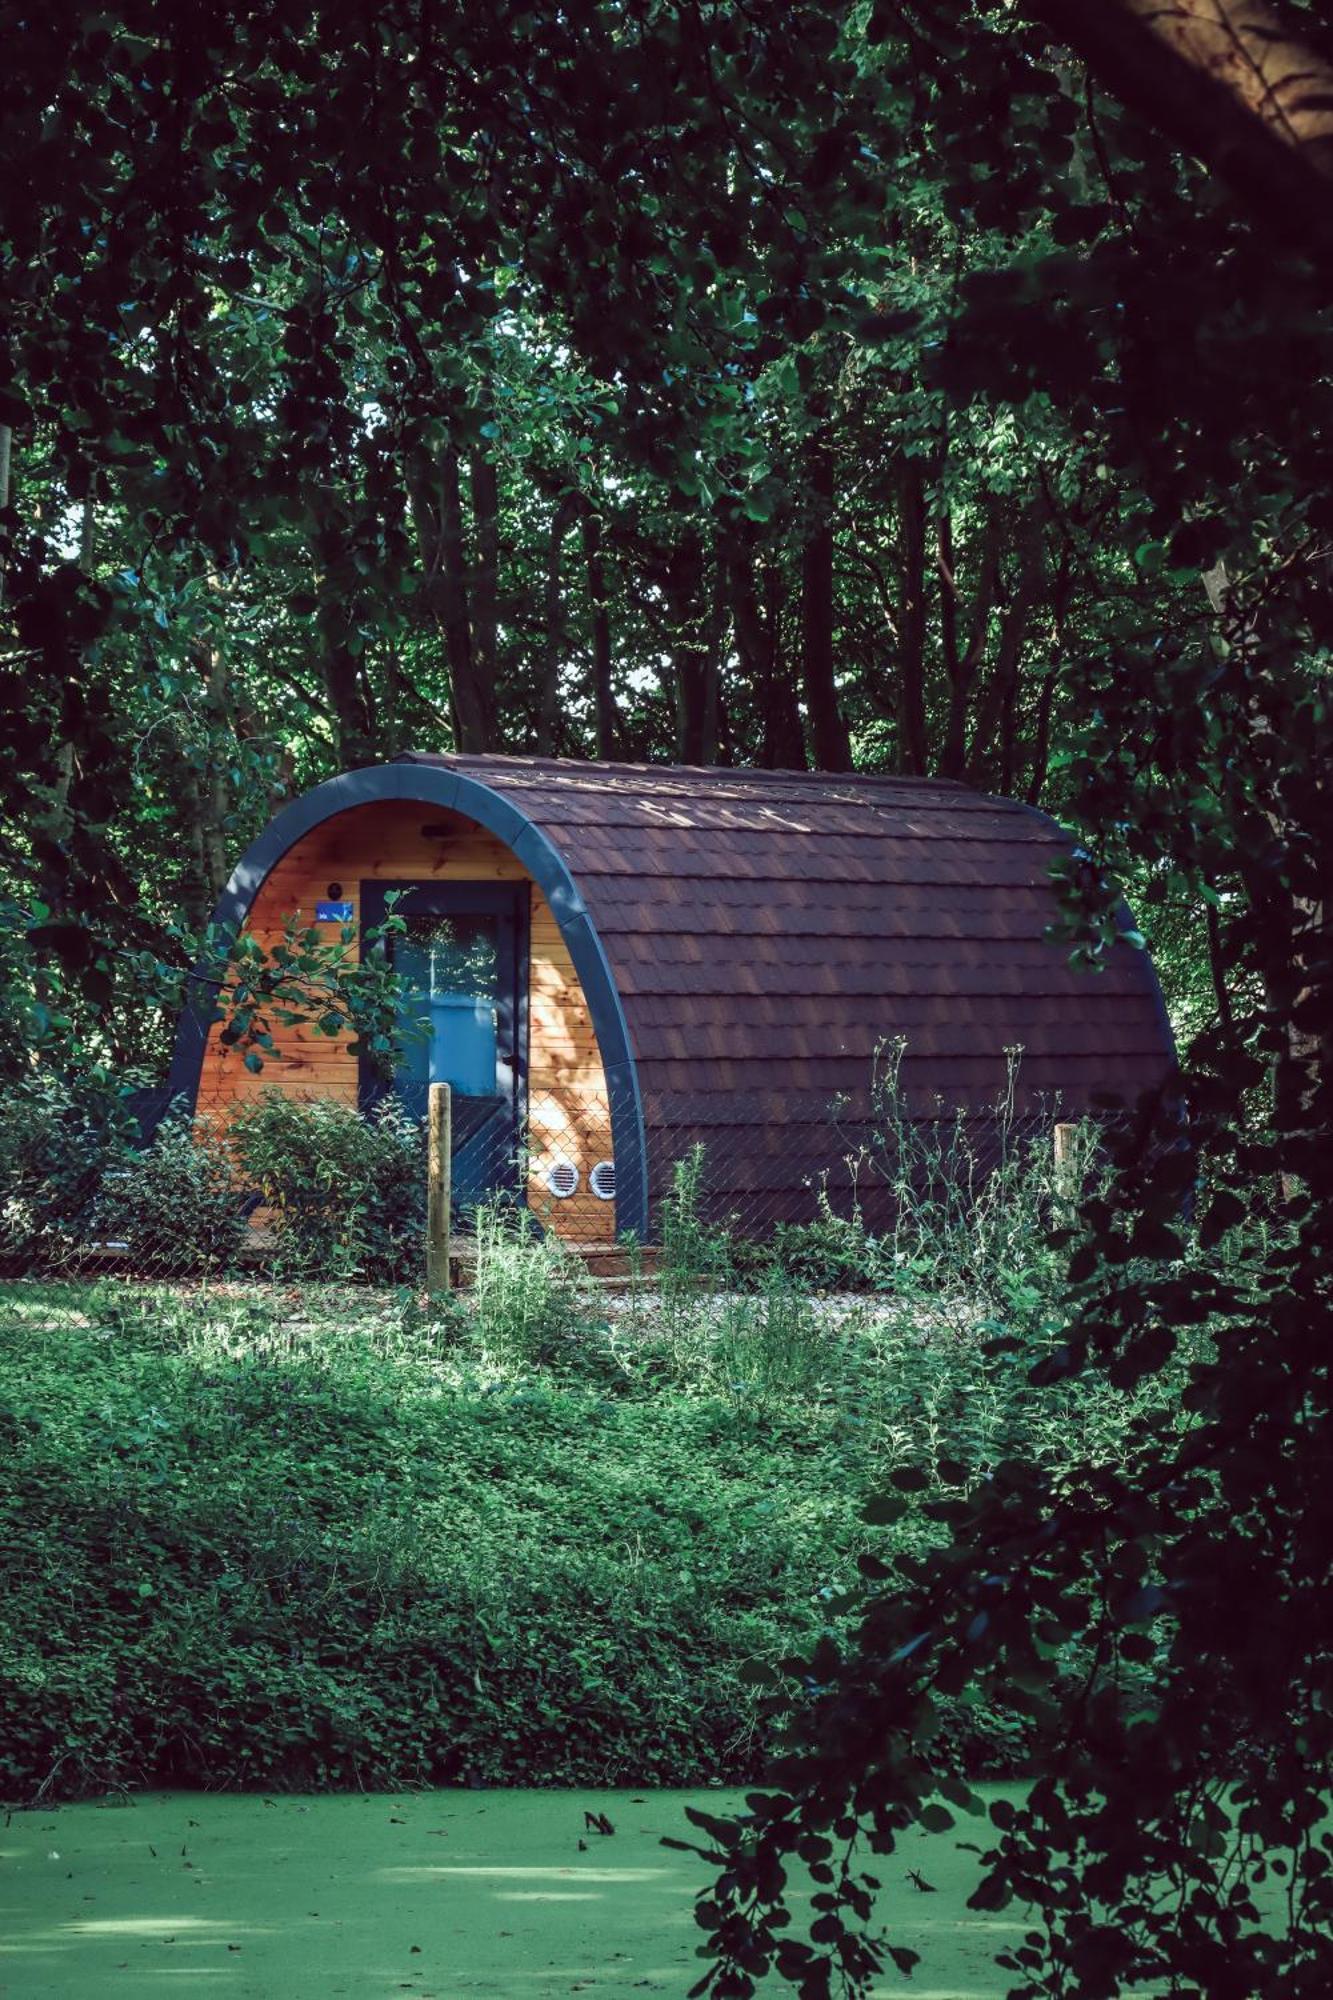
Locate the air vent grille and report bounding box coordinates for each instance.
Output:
[545,1160,579,1199]
[589,1160,616,1202]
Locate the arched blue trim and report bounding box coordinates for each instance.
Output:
[1008,795,1179,1072]
[162,763,650,1241]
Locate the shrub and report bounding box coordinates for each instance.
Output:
[230,1091,425,1280]
[0,1068,137,1266]
[768,1203,884,1292]
[0,1292,877,1798]
[95,1106,246,1272]
[0,1267,1208,1800]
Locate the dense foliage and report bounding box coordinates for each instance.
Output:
[230,1091,427,1277]
[3,3,1332,1996]
[0,1078,427,1277]
[672,11,1333,1998]
[0,1221,1201,1802]
[2,0,1249,1063]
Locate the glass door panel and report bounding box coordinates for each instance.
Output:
[396,916,501,1102]
[360,881,526,1219]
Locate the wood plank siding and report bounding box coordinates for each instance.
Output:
[194,799,616,1244]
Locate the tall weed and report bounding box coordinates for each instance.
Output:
[711,1270,829,1406]
[658,1144,731,1326]
[470,1196,592,1369]
[837,1040,1108,1326]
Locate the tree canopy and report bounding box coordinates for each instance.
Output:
[3,0,1275,1052]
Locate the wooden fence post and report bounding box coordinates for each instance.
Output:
[1052,1120,1078,1220]
[427,1081,452,1292]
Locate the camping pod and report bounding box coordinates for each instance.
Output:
[165,755,1175,1247]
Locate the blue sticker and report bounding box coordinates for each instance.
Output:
[316,901,354,923]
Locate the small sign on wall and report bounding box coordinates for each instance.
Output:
[316,901,354,923]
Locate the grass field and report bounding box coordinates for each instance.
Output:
[0,1789,1022,1999]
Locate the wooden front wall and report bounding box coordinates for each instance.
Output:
[194,800,616,1244]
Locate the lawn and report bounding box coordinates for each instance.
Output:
[0,1788,1019,1999]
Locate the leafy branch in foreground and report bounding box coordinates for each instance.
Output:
[684,1081,1330,1997]
[131,898,414,1079]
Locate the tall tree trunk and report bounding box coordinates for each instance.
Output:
[536,491,582,755]
[322,644,376,769]
[45,473,99,832]
[79,471,97,573]
[997,517,1051,794]
[728,527,805,770]
[948,498,1040,788]
[471,448,499,739]
[703,534,727,764]
[583,510,620,760]
[0,422,10,608]
[967,503,1048,787]
[407,439,494,752]
[1025,667,1059,806]
[801,426,851,772]
[897,455,930,776]
[668,528,719,764]
[0,424,10,512]
[381,641,404,758]
[937,501,1002,780]
[186,638,233,905]
[203,648,231,901]
[438,443,490,751]
[762,563,805,769]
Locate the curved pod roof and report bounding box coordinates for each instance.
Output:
[168,753,1175,1238]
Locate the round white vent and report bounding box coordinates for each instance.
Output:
[589,1159,616,1202]
[545,1160,580,1199]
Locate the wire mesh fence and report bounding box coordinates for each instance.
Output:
[1,1055,1089,1297]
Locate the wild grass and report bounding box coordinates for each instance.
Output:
[469,1196,594,1368]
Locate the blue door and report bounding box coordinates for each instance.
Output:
[360,883,527,1215]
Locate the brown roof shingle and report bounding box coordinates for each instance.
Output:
[402,754,1175,1225]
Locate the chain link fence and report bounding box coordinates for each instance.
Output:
[1,1056,1088,1302]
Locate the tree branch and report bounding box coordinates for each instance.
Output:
[1025,0,1333,257]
